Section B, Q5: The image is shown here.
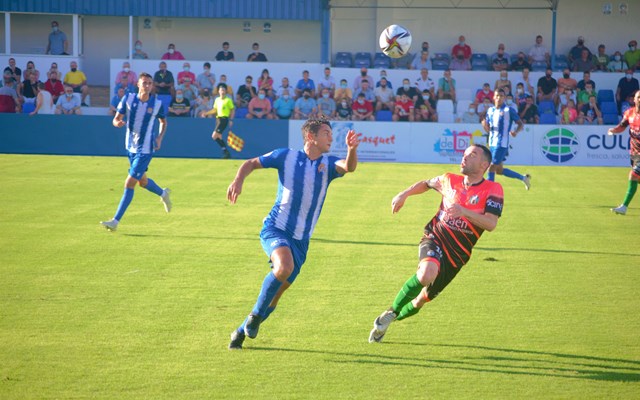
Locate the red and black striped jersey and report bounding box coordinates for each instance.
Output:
[621,107,640,156]
[424,173,504,268]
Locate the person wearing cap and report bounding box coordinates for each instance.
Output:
[624,40,640,71]
[568,36,591,69]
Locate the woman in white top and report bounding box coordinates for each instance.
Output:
[30,82,54,115]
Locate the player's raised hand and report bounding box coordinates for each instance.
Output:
[227,180,243,204]
[607,128,615,135]
[391,193,406,214]
[345,129,360,149]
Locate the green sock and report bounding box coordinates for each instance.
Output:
[623,180,638,206]
[392,274,423,314]
[397,302,422,321]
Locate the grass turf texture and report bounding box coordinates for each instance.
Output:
[1,154,639,399]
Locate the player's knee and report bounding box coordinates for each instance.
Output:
[272,263,293,281]
[416,259,438,286]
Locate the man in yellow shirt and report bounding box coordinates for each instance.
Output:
[63,61,90,106]
[204,83,235,159]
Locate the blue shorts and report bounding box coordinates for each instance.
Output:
[128,152,153,180]
[260,227,309,284]
[490,146,508,165]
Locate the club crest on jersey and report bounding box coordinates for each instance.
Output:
[469,195,479,205]
[317,163,326,173]
[147,107,153,114]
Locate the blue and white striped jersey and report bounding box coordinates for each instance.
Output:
[117,93,165,154]
[259,148,343,241]
[486,104,520,149]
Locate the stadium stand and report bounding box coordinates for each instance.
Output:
[373,52,391,69]
[354,52,372,68]
[436,99,455,122]
[597,89,615,104]
[334,52,352,68]
[375,110,392,121]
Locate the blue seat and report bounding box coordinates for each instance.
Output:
[554,60,569,71]
[600,101,617,115]
[354,52,372,68]
[157,94,172,115]
[234,107,248,119]
[597,89,614,103]
[603,114,619,125]
[22,102,36,114]
[471,53,488,62]
[432,59,449,71]
[334,52,352,68]
[472,61,489,71]
[375,110,392,121]
[531,61,547,71]
[539,113,557,124]
[373,52,391,69]
[538,101,556,115]
[334,59,352,68]
[434,52,450,62]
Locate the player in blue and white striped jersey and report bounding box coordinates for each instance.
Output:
[226,117,359,349]
[100,73,172,232]
[481,88,531,190]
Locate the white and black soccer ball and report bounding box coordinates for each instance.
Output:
[379,25,412,58]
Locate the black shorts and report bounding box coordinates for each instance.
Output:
[215,117,229,134]
[418,233,460,302]
[631,155,640,175]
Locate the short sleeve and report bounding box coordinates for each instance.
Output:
[259,148,288,169]
[509,106,520,121]
[116,93,128,115]
[484,183,504,217]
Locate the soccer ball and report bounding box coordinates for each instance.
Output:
[379,25,412,58]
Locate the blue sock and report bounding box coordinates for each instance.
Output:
[488,172,495,181]
[503,168,524,180]
[237,306,277,335]
[144,178,164,196]
[251,272,283,318]
[114,188,134,221]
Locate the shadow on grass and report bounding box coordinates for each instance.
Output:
[249,343,640,382]
[476,246,639,258]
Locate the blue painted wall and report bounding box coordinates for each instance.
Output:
[0,114,288,159]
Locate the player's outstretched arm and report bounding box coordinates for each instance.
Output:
[155,117,167,151]
[391,179,435,214]
[227,157,263,204]
[608,118,628,135]
[112,112,126,128]
[336,130,360,174]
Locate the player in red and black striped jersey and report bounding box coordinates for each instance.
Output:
[608,90,640,215]
[369,144,503,343]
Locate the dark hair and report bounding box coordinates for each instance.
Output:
[252,42,259,47]
[301,116,331,141]
[204,62,211,68]
[217,83,228,90]
[223,41,229,46]
[139,72,153,80]
[474,144,492,164]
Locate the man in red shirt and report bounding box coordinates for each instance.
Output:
[451,35,472,61]
[369,144,503,343]
[608,90,640,215]
[392,93,414,121]
[45,70,65,103]
[352,93,374,121]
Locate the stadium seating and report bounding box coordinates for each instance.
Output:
[456,88,472,102]
[354,52,372,68]
[471,53,489,71]
[456,99,472,116]
[436,99,455,122]
[157,94,172,115]
[538,100,556,115]
[375,110,392,121]
[432,59,449,70]
[373,52,391,69]
[531,61,547,71]
[22,102,36,114]
[600,101,617,114]
[234,107,248,119]
[433,53,450,62]
[334,52,352,68]
[603,113,619,125]
[553,55,569,71]
[597,89,615,104]
[539,113,557,124]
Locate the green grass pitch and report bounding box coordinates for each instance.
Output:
[1,154,639,399]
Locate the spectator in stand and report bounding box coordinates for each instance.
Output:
[557,88,577,115]
[411,41,430,65]
[573,49,596,72]
[168,89,191,117]
[510,52,531,72]
[196,62,216,92]
[494,71,512,96]
[132,40,148,59]
[437,69,456,101]
[63,61,90,106]
[514,82,527,107]
[334,79,352,104]
[46,62,59,80]
[4,58,21,83]
[568,36,591,69]
[246,88,273,119]
[505,94,517,112]
[529,35,550,66]
[577,71,596,92]
[275,77,293,99]
[560,99,578,124]
[451,35,472,61]
[177,77,198,104]
[477,97,492,121]
[518,95,539,124]
[616,69,639,112]
[449,49,471,71]
[215,42,235,61]
[236,75,257,108]
[0,71,20,113]
[624,40,640,71]
[475,83,494,105]
[355,79,375,105]
[514,67,535,96]
[392,93,414,122]
[537,68,558,103]
[608,51,628,72]
[272,88,295,119]
[217,74,233,99]
[578,95,603,125]
[114,75,137,96]
[47,20,68,55]
[23,61,40,81]
[295,70,316,99]
[491,44,510,72]
[161,44,185,60]
[109,87,126,116]
[456,103,479,124]
[45,70,64,103]
[20,69,41,106]
[177,62,196,85]
[257,68,274,98]
[376,70,393,89]
[153,61,175,98]
[30,82,54,116]
[335,98,352,121]
[55,85,81,115]
[396,78,419,103]
[247,42,268,62]
[317,67,336,99]
[293,88,317,120]
[316,88,337,118]
[115,62,137,87]
[414,89,437,122]
[352,67,374,92]
[557,68,578,101]
[352,92,375,121]
[415,68,435,96]
[374,77,395,112]
[194,88,214,118]
[410,50,432,70]
[594,44,609,72]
